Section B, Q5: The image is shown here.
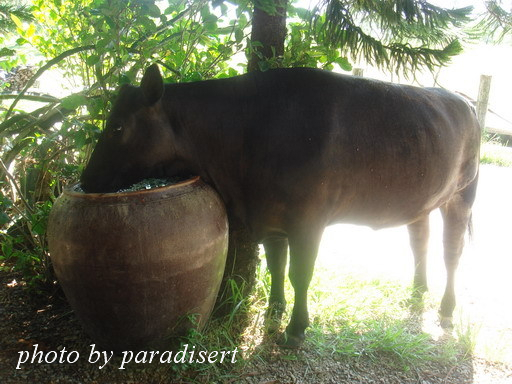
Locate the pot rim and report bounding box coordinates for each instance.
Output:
[63,175,201,200]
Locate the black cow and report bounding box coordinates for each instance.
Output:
[81,65,480,347]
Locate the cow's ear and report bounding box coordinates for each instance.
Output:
[141,64,164,105]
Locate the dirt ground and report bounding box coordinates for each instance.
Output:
[0,164,511,383]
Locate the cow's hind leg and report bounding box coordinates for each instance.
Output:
[407,214,430,304]
[263,237,288,332]
[280,228,323,348]
[439,181,476,328]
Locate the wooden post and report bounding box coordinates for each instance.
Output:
[476,74,492,132]
[353,68,364,77]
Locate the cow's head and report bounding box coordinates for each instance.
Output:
[81,65,180,193]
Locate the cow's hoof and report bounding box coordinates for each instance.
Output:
[439,315,454,329]
[276,332,304,349]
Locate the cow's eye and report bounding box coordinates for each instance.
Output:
[106,125,123,139]
[109,125,123,136]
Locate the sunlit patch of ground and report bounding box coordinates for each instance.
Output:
[317,164,512,366]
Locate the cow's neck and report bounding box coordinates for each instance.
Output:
[162,86,248,223]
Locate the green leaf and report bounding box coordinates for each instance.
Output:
[258,60,270,71]
[73,130,87,149]
[145,4,161,18]
[96,38,111,50]
[26,24,36,38]
[31,219,46,236]
[200,5,212,19]
[83,123,101,135]
[235,27,244,43]
[118,74,131,85]
[294,7,311,21]
[86,98,104,119]
[103,16,116,30]
[10,14,24,29]
[0,211,10,225]
[0,194,13,209]
[61,94,88,110]
[239,13,247,25]
[336,57,353,71]
[86,54,100,66]
[1,240,13,258]
[0,48,16,58]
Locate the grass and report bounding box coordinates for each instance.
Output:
[173,255,475,382]
[302,263,471,368]
[480,139,512,167]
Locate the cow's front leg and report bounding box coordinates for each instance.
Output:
[263,237,288,333]
[281,229,323,348]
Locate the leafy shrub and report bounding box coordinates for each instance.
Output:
[0,0,250,290]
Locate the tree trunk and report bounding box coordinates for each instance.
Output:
[214,216,260,318]
[247,0,288,72]
[214,0,290,319]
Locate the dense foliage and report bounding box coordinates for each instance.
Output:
[0,0,255,288]
[0,0,490,289]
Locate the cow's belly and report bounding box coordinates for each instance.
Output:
[248,189,445,241]
[332,207,431,230]
[243,155,475,240]
[327,182,456,230]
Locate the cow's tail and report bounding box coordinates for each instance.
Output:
[467,213,473,242]
[464,173,479,243]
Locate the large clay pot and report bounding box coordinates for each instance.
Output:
[47,176,228,352]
